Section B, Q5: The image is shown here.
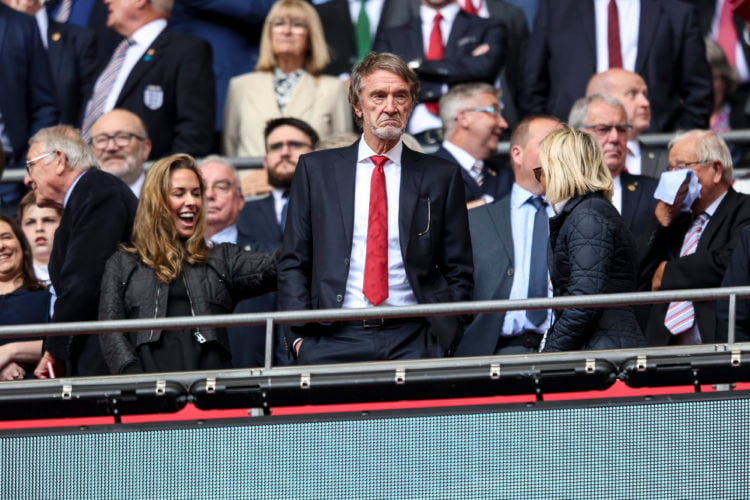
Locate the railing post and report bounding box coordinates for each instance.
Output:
[264,318,274,370]
[728,293,737,344]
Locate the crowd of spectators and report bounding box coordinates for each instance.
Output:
[3,0,750,378]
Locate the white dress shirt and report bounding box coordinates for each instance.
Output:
[626,139,642,175]
[343,138,418,308]
[442,140,494,203]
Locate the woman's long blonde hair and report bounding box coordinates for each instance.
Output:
[126,154,209,282]
[540,126,614,205]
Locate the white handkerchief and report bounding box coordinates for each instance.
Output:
[654,169,701,211]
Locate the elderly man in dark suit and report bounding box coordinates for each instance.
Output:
[80,0,214,159]
[569,94,658,242]
[522,0,713,133]
[278,52,473,364]
[455,115,562,357]
[23,126,137,377]
[640,129,750,346]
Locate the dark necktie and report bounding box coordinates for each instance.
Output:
[608,0,623,68]
[279,190,290,232]
[526,196,549,326]
[363,155,389,306]
[355,0,371,61]
[424,11,444,115]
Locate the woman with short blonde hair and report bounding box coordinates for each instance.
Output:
[538,127,645,352]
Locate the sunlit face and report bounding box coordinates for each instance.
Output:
[168,169,203,239]
[199,162,244,230]
[24,143,64,209]
[263,125,313,189]
[0,221,24,285]
[354,69,413,145]
[20,205,60,265]
[459,92,508,160]
[89,110,151,185]
[668,137,724,214]
[583,102,628,176]
[269,11,310,60]
[607,73,651,135]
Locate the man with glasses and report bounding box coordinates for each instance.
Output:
[569,94,658,241]
[639,129,750,346]
[23,125,137,377]
[433,82,513,208]
[88,109,151,197]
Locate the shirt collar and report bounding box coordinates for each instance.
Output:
[357,135,403,166]
[510,183,542,209]
[130,18,167,48]
[63,169,89,208]
[704,190,728,218]
[442,140,477,171]
[129,171,145,198]
[421,2,460,25]
[209,224,238,246]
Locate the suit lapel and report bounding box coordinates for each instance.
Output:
[619,172,636,229]
[334,142,359,248]
[398,146,425,260]
[46,22,64,82]
[635,0,662,73]
[248,72,280,116]
[260,195,282,240]
[117,29,169,104]
[489,196,514,268]
[700,189,736,249]
[285,71,315,117]
[577,0,597,63]
[445,11,471,59]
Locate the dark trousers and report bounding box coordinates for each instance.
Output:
[296,320,437,365]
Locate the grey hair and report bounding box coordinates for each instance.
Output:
[668,129,734,182]
[568,93,627,129]
[439,82,499,135]
[29,125,98,171]
[197,154,242,194]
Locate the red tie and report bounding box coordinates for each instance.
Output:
[363,155,389,306]
[462,0,479,15]
[717,0,738,67]
[425,11,444,115]
[608,0,623,68]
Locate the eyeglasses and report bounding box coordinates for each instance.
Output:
[269,17,309,33]
[462,106,504,118]
[267,140,313,152]
[206,180,236,196]
[667,160,705,171]
[581,123,632,136]
[533,167,543,182]
[25,151,55,173]
[89,132,145,150]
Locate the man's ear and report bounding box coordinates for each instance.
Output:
[509,144,523,166]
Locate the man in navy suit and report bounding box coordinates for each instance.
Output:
[374,0,505,142]
[456,115,562,357]
[432,82,512,208]
[228,118,320,367]
[81,0,215,159]
[569,94,658,242]
[522,0,713,133]
[24,126,137,377]
[278,52,473,364]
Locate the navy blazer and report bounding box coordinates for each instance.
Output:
[455,195,515,356]
[46,168,138,376]
[47,20,97,127]
[278,141,474,355]
[522,0,713,132]
[0,4,58,168]
[432,145,513,204]
[113,29,215,159]
[620,171,658,242]
[639,188,750,345]
[374,9,506,104]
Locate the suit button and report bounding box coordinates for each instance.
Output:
[336,294,343,302]
[344,258,350,265]
[507,268,514,277]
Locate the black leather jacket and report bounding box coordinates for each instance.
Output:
[98,244,277,374]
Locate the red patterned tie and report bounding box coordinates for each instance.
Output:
[363,155,389,306]
[425,11,444,115]
[717,0,738,67]
[608,0,623,68]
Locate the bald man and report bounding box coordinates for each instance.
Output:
[88,109,151,197]
[586,68,667,178]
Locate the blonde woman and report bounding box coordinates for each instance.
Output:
[537,127,645,352]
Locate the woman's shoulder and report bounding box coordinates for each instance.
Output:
[230,71,269,86]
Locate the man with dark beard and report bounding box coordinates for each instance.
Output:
[278,52,473,364]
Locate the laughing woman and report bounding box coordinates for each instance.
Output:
[538,127,645,352]
[98,154,277,374]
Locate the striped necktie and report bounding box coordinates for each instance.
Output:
[81,38,131,139]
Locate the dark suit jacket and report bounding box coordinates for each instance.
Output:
[638,188,750,345]
[113,29,215,160]
[717,224,750,342]
[620,171,658,242]
[317,0,413,76]
[0,4,58,168]
[278,141,474,355]
[432,145,513,204]
[47,20,97,127]
[522,0,713,132]
[640,142,669,179]
[46,168,138,376]
[230,196,291,368]
[455,195,515,356]
[374,9,506,105]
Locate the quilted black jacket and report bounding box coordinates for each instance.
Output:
[541,192,645,352]
[98,244,277,374]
